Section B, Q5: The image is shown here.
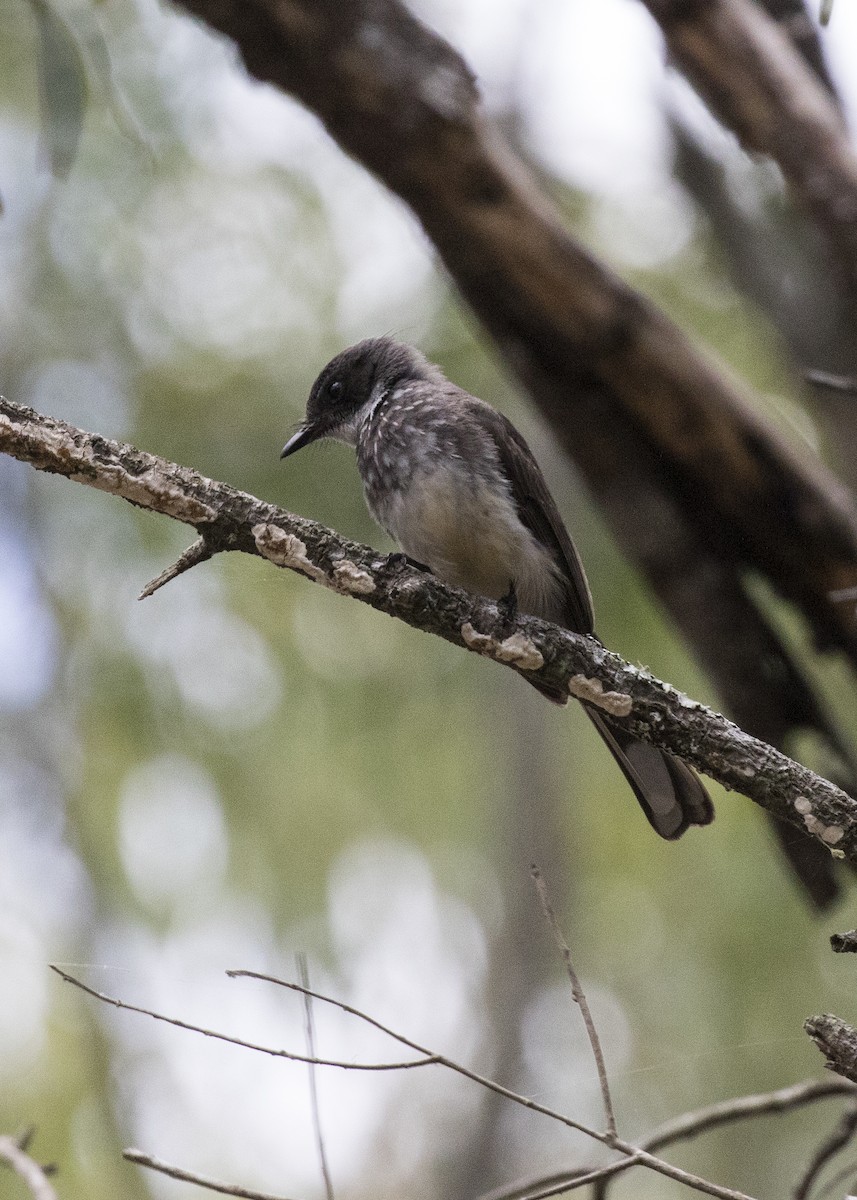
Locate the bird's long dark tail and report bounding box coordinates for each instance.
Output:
[585,707,713,839]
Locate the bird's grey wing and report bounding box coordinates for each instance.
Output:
[475,401,595,634]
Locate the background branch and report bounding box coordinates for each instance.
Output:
[645,0,857,288]
[296,955,334,1200]
[0,1132,58,1200]
[229,971,759,1200]
[6,397,857,854]
[476,1079,857,1200]
[793,1098,857,1200]
[124,1150,296,1200]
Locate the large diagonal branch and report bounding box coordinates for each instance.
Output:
[3,395,857,857]
[645,0,857,288]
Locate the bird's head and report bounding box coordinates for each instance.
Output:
[280,337,440,458]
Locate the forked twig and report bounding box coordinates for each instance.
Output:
[50,965,437,1071]
[530,864,616,1141]
[476,1080,857,1200]
[227,969,758,1199]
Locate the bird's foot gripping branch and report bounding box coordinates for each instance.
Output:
[2,392,857,857]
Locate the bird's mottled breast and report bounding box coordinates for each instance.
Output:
[356,385,497,519]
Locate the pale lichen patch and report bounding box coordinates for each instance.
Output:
[568,675,633,718]
[88,464,216,524]
[793,795,846,846]
[252,524,328,583]
[332,559,376,594]
[495,632,544,671]
[461,622,499,654]
[459,624,544,671]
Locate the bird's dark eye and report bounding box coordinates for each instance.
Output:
[328,379,343,399]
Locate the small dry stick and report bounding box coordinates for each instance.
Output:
[124,1149,297,1200]
[0,1132,58,1200]
[297,954,335,1200]
[50,965,436,1071]
[794,1099,857,1200]
[531,864,617,1142]
[139,535,212,599]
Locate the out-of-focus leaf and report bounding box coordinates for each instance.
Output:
[821,0,835,25]
[27,0,88,178]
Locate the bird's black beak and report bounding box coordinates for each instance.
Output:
[280,424,318,460]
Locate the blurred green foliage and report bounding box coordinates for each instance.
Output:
[1,2,856,1198]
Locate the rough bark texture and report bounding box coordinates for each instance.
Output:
[3,394,857,860]
[806,1014,857,1084]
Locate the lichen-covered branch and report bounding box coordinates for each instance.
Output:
[3,393,857,858]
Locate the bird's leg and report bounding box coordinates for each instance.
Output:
[385,551,432,574]
[497,579,518,634]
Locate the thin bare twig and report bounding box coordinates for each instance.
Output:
[530,864,616,1141]
[297,955,334,1200]
[794,1099,857,1200]
[228,970,758,1200]
[477,1079,857,1200]
[139,535,212,599]
[0,1133,58,1200]
[832,930,857,953]
[50,965,437,1071]
[124,1149,297,1200]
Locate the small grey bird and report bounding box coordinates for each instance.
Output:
[281,337,713,839]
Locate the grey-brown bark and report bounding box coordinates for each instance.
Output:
[806,1014,857,1084]
[3,394,857,860]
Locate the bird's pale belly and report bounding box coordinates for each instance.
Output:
[369,465,564,620]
